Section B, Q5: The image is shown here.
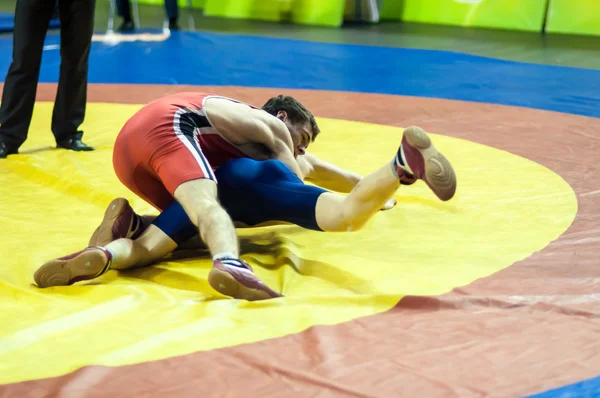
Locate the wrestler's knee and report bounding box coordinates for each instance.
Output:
[335,209,368,232]
[315,193,367,232]
[173,178,220,223]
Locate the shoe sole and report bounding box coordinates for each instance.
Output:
[88,198,132,247]
[34,248,109,288]
[403,126,457,201]
[208,265,281,301]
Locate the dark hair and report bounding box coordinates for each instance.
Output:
[261,95,320,141]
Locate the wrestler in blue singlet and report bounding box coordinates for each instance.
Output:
[153,158,328,244]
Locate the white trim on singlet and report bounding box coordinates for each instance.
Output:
[172,107,217,181]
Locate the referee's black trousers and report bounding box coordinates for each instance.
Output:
[0,0,95,150]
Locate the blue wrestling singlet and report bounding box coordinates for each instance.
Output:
[152,158,328,244]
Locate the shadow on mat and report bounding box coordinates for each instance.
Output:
[118,267,216,296]
[125,230,376,295]
[13,146,54,155]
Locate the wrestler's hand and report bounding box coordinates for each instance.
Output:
[380,198,397,211]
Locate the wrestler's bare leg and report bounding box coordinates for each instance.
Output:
[89,179,238,255]
[314,165,400,232]
[104,226,176,270]
[35,181,282,300]
[172,179,239,255]
[315,126,456,232]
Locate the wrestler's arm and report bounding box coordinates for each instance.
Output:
[205,99,303,178]
[297,152,362,193]
[237,110,303,178]
[257,115,304,178]
[298,153,397,211]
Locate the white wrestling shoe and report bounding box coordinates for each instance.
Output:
[394,126,457,201]
[88,197,146,247]
[34,246,113,288]
[209,258,283,301]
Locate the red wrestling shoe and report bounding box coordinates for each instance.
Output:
[34,246,113,288]
[394,126,457,201]
[208,258,283,301]
[88,198,147,246]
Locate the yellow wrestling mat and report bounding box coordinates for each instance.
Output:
[0,102,577,383]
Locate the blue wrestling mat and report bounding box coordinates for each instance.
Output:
[0,12,60,33]
[13,30,598,118]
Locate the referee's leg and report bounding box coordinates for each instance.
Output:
[0,0,54,152]
[52,0,96,145]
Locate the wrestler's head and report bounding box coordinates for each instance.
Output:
[262,95,320,157]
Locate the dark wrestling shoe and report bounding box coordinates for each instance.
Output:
[0,141,18,159]
[168,19,180,30]
[34,246,113,288]
[88,197,147,247]
[118,20,135,32]
[208,258,283,301]
[394,126,457,201]
[57,135,94,151]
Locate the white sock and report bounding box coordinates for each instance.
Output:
[212,252,237,261]
[105,247,116,264]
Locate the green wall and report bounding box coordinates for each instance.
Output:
[131,0,600,36]
[202,0,345,27]
[137,0,206,8]
[383,0,548,32]
[545,0,600,36]
[131,0,345,26]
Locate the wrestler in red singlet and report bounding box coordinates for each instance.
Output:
[112,92,253,211]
